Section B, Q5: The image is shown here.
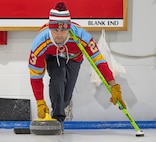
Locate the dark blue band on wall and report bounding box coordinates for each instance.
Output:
[0,121,156,129]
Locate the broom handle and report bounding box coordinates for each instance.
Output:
[69,29,141,132]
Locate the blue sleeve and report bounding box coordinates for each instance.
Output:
[70,23,92,44]
[31,28,50,53]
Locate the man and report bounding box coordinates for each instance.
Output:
[28,2,126,133]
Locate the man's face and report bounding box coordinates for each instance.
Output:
[51,28,69,45]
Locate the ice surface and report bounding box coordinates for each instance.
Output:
[0,129,155,142]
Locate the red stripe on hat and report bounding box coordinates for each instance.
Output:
[49,23,70,29]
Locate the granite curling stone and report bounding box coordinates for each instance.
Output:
[30,113,62,135]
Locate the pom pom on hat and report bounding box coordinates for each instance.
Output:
[55,2,67,11]
[49,2,71,29]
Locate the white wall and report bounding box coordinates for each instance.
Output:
[0,0,156,121]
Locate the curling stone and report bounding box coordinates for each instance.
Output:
[30,113,62,135]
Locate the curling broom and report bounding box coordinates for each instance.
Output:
[70,29,144,137]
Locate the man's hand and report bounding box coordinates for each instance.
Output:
[110,84,127,109]
[37,100,49,118]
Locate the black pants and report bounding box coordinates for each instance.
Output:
[46,55,82,122]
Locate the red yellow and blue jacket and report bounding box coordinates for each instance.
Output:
[28,23,114,100]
